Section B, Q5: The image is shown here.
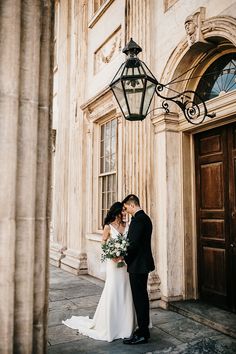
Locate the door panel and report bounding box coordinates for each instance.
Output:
[202,247,226,296]
[195,126,234,311]
[200,162,224,209]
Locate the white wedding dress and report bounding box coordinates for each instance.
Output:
[62,224,136,342]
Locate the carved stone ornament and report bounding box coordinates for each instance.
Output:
[184,7,207,47]
[94,27,122,74]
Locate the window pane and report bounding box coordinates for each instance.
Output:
[100,157,104,173]
[94,0,100,13]
[102,192,106,209]
[112,191,116,204]
[110,153,116,171]
[93,0,106,13]
[196,53,236,102]
[111,119,117,137]
[108,175,113,192]
[111,136,116,154]
[107,192,112,209]
[99,119,118,228]
[105,154,110,172]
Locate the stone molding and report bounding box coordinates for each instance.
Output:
[202,16,236,45]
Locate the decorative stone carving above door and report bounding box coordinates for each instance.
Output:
[184,7,208,47]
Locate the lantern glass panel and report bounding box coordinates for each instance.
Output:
[112,80,129,117]
[142,81,156,115]
[124,77,145,115]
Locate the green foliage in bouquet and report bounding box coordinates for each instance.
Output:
[101,233,129,268]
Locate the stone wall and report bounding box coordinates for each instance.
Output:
[49,0,236,309]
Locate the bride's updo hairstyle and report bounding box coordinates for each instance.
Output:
[103,202,123,227]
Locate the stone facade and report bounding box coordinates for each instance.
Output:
[50,0,236,310]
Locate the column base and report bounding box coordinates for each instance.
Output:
[50,242,66,267]
[148,271,161,309]
[159,295,183,309]
[60,250,88,275]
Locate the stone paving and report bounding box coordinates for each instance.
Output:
[48,266,236,353]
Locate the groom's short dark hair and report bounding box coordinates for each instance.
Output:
[122,194,140,206]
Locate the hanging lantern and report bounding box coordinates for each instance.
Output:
[110,38,158,121]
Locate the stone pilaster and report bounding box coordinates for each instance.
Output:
[151,113,184,306]
[123,0,153,212]
[125,0,160,307]
[59,0,88,274]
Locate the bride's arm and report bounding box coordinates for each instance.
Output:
[101,224,110,243]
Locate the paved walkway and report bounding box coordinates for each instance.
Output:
[48,266,236,353]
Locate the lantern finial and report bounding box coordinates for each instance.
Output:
[122,38,142,56]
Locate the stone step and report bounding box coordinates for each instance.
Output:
[169,300,236,339]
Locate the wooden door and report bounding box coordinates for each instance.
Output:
[195,123,236,312]
[228,124,236,312]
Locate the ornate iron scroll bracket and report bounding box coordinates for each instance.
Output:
[155,85,216,125]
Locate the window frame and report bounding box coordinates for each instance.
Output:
[98,117,118,230]
[163,0,178,12]
[88,0,115,28]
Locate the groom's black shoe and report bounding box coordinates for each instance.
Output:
[123,334,148,345]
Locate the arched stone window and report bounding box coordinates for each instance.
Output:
[196,53,236,102]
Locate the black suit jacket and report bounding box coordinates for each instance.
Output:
[124,210,155,274]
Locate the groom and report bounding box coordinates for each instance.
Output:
[122,194,155,345]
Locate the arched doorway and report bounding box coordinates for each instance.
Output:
[194,53,236,312]
[158,15,236,311]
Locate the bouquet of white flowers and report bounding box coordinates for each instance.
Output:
[101,232,129,268]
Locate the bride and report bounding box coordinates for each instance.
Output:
[62,202,136,342]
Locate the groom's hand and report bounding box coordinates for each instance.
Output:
[112,256,123,263]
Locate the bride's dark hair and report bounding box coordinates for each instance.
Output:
[103,202,123,227]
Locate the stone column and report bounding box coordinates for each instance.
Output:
[60,0,88,275]
[0,1,21,352]
[14,2,41,351]
[0,1,52,353]
[151,113,184,307]
[33,1,52,352]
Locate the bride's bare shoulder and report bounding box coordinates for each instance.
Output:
[102,224,111,242]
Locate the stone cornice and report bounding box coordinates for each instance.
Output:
[81,86,118,123]
[151,112,180,134]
